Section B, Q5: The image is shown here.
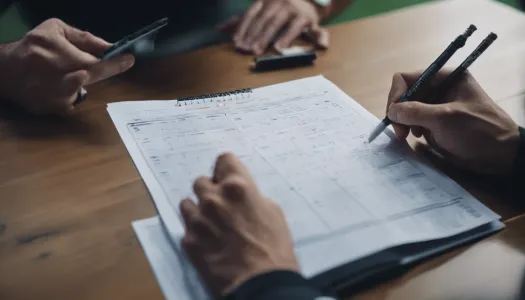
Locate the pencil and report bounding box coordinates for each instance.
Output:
[367,24,477,143]
[427,32,497,105]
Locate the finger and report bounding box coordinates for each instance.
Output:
[234,1,264,48]
[213,152,251,183]
[53,36,100,71]
[243,1,282,52]
[61,23,112,56]
[85,53,135,85]
[62,69,90,96]
[41,70,90,114]
[423,132,463,167]
[221,174,250,202]
[387,73,409,112]
[179,198,220,240]
[302,25,329,49]
[193,176,218,199]
[274,17,310,50]
[411,126,425,138]
[254,9,290,55]
[313,27,329,49]
[179,198,199,229]
[218,15,241,33]
[61,70,90,112]
[387,101,448,128]
[392,123,410,140]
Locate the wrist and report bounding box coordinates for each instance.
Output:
[223,269,328,300]
[223,264,300,296]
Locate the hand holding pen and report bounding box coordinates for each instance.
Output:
[377,31,521,176]
[367,24,478,142]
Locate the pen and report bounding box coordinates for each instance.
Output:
[367,24,477,143]
[426,32,497,105]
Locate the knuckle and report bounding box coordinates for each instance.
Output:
[46,18,63,26]
[201,195,225,214]
[182,234,198,250]
[24,30,49,46]
[441,104,461,118]
[75,30,90,41]
[392,72,402,82]
[245,7,258,18]
[193,176,209,191]
[403,103,418,120]
[188,214,205,230]
[221,175,248,198]
[23,46,45,65]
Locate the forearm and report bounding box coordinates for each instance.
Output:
[510,126,525,199]
[224,270,337,300]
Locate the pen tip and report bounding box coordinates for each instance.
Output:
[368,121,387,143]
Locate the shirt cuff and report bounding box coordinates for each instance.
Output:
[223,270,335,300]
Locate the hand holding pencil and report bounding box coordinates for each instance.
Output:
[382,49,520,176]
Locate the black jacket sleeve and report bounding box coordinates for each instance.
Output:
[510,126,525,199]
[223,270,338,300]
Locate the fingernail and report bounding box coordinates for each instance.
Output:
[122,55,135,68]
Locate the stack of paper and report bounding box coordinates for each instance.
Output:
[108,76,502,300]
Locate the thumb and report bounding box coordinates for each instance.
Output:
[387,101,446,128]
[303,25,329,49]
[62,24,111,56]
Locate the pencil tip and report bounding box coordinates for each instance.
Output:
[368,122,386,143]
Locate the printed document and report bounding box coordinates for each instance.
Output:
[108,75,500,286]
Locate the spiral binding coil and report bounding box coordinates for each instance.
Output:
[177,88,253,106]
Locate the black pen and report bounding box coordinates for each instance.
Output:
[426,32,497,104]
[367,24,477,143]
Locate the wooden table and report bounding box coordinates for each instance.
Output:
[2,0,525,299]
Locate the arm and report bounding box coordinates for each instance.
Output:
[225,270,337,300]
[510,126,525,197]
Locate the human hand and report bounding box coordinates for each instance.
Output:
[219,0,329,55]
[386,70,520,176]
[179,152,299,296]
[0,18,135,115]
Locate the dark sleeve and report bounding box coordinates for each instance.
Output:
[223,270,338,300]
[0,0,13,14]
[510,126,525,199]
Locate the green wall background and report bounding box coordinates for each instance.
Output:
[0,0,520,43]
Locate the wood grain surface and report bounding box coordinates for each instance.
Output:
[1,0,525,299]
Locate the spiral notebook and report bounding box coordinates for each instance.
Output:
[107,75,504,299]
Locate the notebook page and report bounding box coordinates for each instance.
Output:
[108,75,500,279]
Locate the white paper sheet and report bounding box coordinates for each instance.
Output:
[110,75,500,284]
[133,217,202,300]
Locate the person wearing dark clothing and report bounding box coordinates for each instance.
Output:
[0,0,353,114]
